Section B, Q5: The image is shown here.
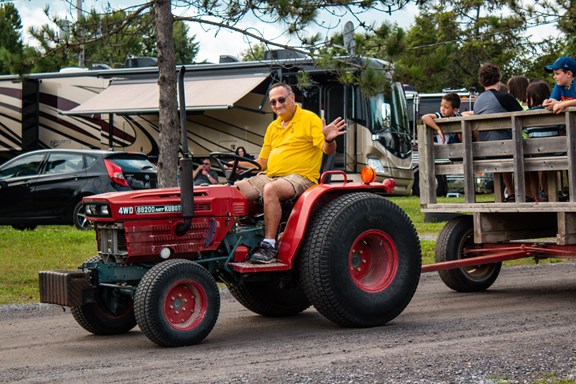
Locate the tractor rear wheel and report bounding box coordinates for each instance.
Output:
[134,259,220,347]
[71,256,136,335]
[435,215,501,292]
[227,280,310,317]
[299,193,421,328]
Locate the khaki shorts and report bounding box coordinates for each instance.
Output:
[247,174,314,199]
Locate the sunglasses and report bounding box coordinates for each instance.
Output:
[203,162,210,165]
[269,93,292,107]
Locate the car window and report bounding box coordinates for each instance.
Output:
[85,155,97,168]
[0,153,46,179]
[109,157,157,172]
[43,153,85,175]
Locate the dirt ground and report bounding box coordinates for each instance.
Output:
[1,263,575,384]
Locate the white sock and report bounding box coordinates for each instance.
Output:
[263,239,276,248]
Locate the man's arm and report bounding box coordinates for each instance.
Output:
[207,170,219,184]
[322,117,347,155]
[193,165,202,179]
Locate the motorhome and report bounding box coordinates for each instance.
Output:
[0,53,414,194]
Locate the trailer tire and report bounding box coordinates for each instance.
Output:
[435,215,501,292]
[134,259,220,347]
[71,256,137,335]
[299,193,421,327]
[227,281,310,317]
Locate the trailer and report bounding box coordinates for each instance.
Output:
[418,107,576,291]
[0,53,414,194]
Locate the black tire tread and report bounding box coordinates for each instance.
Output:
[300,192,421,327]
[134,259,220,347]
[71,256,136,335]
[435,215,501,292]
[227,281,310,317]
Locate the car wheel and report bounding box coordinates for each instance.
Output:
[73,200,93,231]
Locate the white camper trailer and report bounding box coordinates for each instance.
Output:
[0,54,414,194]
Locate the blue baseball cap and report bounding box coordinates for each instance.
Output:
[545,56,576,73]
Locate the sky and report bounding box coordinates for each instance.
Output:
[9,0,556,64]
[9,0,419,63]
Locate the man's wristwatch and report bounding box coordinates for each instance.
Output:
[324,138,335,144]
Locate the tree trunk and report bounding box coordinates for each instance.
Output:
[154,0,179,187]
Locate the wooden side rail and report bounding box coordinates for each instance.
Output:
[418,107,576,208]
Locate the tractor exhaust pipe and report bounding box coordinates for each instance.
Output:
[175,66,193,237]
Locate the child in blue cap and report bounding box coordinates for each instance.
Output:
[542,56,576,113]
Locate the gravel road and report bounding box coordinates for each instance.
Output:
[1,263,575,384]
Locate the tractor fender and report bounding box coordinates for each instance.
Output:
[277,181,392,267]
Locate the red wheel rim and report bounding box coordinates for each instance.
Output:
[349,230,398,293]
[163,280,207,330]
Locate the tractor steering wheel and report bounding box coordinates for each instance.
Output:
[210,152,262,184]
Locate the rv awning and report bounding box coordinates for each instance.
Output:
[65,74,269,115]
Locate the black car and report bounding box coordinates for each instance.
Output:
[0,149,157,230]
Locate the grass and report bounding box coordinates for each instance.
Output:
[0,194,560,305]
[0,226,96,304]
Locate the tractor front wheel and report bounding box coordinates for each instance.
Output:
[71,256,136,335]
[299,193,421,328]
[134,259,220,347]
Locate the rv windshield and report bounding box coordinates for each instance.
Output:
[367,82,411,159]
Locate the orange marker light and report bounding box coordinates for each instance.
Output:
[361,167,376,183]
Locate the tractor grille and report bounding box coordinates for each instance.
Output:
[96,223,128,260]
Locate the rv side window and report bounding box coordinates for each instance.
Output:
[351,86,367,126]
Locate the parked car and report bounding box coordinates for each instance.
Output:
[0,149,157,230]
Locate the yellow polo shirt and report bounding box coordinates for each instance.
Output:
[259,105,324,183]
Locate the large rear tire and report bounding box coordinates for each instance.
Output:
[227,280,310,317]
[299,193,421,327]
[134,259,220,347]
[435,215,501,292]
[71,256,136,335]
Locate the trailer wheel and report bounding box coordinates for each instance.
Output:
[227,281,310,317]
[71,257,136,335]
[435,215,501,292]
[134,259,220,347]
[299,193,421,328]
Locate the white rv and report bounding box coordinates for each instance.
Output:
[0,54,414,194]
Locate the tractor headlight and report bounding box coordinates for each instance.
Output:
[85,203,111,217]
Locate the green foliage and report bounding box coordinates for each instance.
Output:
[392,0,532,92]
[0,2,25,74]
[241,43,267,61]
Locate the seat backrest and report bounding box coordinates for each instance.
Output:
[319,153,336,183]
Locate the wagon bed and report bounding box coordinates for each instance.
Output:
[417,107,576,289]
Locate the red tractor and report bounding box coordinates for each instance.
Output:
[39,70,421,347]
